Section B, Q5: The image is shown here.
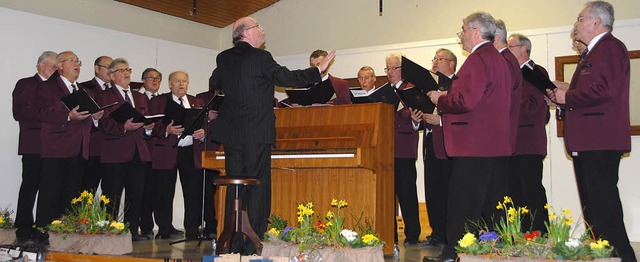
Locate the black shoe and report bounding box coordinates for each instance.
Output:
[170,228,184,236]
[404,239,418,246]
[32,231,49,246]
[155,233,171,240]
[132,234,150,242]
[423,255,455,262]
[141,230,154,238]
[16,237,38,246]
[421,236,446,247]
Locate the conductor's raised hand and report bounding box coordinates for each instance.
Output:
[317,50,336,73]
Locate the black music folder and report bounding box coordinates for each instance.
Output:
[163,101,205,135]
[401,56,440,93]
[351,83,400,110]
[60,89,118,114]
[435,71,453,91]
[396,87,436,113]
[284,80,335,106]
[521,65,556,95]
[109,102,164,125]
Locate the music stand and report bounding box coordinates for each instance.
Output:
[169,91,221,249]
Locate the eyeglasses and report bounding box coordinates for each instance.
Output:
[456,26,476,38]
[384,66,401,72]
[61,58,82,66]
[507,44,523,49]
[576,16,585,22]
[432,57,451,63]
[171,80,188,84]
[244,24,261,32]
[96,64,109,69]
[144,77,161,82]
[112,68,132,74]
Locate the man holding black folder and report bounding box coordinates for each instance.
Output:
[424,13,512,262]
[506,33,550,233]
[97,58,154,241]
[34,51,104,244]
[384,52,422,246]
[148,71,207,240]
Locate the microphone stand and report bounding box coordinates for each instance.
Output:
[170,91,221,250]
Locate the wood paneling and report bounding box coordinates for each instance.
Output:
[117,0,279,28]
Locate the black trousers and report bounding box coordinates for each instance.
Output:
[572,150,636,261]
[423,133,452,241]
[394,157,421,243]
[101,152,145,236]
[508,154,548,233]
[139,162,156,234]
[203,169,219,234]
[15,154,42,238]
[154,146,203,236]
[442,156,508,259]
[35,155,85,229]
[223,143,271,254]
[81,155,103,193]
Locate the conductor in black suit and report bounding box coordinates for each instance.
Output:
[208,16,335,254]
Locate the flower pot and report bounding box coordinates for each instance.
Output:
[0,228,16,245]
[48,232,132,255]
[261,241,384,262]
[458,254,622,262]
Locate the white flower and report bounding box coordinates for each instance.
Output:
[96,220,109,227]
[340,229,358,242]
[565,238,581,248]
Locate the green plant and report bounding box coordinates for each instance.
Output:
[0,206,14,229]
[47,190,129,235]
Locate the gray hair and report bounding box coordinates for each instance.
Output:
[358,66,376,77]
[509,33,532,56]
[463,12,497,42]
[495,19,507,44]
[169,71,189,81]
[385,52,404,65]
[108,58,129,74]
[436,48,458,71]
[142,68,162,80]
[37,51,57,68]
[586,1,614,31]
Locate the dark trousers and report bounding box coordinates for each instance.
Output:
[508,154,548,233]
[423,133,452,241]
[81,155,103,193]
[154,146,203,236]
[572,151,636,261]
[224,143,271,254]
[15,154,42,239]
[204,169,219,234]
[101,152,145,236]
[442,156,508,259]
[139,162,156,234]
[35,155,85,229]
[394,157,421,243]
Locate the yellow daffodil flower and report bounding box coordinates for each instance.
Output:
[338,200,348,208]
[544,203,550,210]
[549,212,556,220]
[51,220,62,225]
[503,196,512,204]
[562,208,571,215]
[458,233,476,248]
[362,234,378,244]
[496,202,503,210]
[521,207,529,214]
[331,199,338,207]
[100,195,110,204]
[326,211,334,219]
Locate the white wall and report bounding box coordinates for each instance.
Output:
[0,7,218,230]
[273,18,640,241]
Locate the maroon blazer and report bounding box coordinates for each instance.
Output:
[96,86,151,163]
[80,78,107,157]
[328,75,351,105]
[564,33,630,152]
[501,48,523,155]
[516,61,549,155]
[437,42,512,157]
[394,82,419,159]
[37,77,93,159]
[148,93,206,169]
[13,74,44,155]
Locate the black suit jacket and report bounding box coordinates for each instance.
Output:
[209,41,321,145]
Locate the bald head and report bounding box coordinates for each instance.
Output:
[232,17,265,48]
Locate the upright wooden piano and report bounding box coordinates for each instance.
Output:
[202,102,395,255]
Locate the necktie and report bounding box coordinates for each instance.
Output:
[580,48,589,62]
[123,90,132,104]
[71,84,78,92]
[179,97,185,108]
[103,83,109,90]
[151,93,157,98]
